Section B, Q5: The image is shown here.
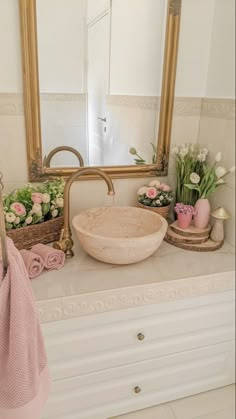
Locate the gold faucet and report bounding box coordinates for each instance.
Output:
[53,168,115,258]
[44,146,85,168]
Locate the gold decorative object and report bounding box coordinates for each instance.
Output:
[210,207,230,243]
[19,0,182,181]
[44,146,85,168]
[53,168,115,258]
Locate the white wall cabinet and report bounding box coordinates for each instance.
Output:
[42,290,235,419]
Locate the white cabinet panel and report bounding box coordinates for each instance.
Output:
[42,291,235,380]
[42,341,235,419]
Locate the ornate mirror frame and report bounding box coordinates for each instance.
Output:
[19,0,182,181]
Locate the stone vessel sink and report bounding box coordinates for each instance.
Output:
[72,207,168,265]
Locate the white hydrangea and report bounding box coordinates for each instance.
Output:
[149,180,161,188]
[52,209,58,218]
[5,212,16,223]
[42,193,50,204]
[26,216,33,225]
[137,187,149,196]
[32,203,42,215]
[55,197,64,208]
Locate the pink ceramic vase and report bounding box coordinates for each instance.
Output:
[177,213,193,229]
[194,198,211,229]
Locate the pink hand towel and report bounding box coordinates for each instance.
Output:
[20,249,44,279]
[0,238,51,419]
[31,244,65,270]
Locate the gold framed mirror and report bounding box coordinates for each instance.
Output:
[19,0,181,181]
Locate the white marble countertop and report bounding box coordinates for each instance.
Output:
[32,241,235,323]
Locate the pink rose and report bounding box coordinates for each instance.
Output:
[10,202,26,216]
[146,187,158,199]
[159,183,170,192]
[31,192,43,204]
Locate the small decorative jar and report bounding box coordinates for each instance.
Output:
[174,203,196,230]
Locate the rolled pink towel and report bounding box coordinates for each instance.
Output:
[20,249,44,279]
[31,244,65,271]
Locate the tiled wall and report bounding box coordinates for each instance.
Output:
[198,98,235,246]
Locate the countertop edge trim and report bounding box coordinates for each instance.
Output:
[36,271,235,323]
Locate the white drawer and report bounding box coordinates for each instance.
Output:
[42,291,235,379]
[42,341,235,419]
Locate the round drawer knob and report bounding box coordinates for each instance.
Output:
[134,386,142,394]
[137,333,145,341]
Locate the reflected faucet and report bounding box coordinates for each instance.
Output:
[44,146,85,168]
[53,168,115,258]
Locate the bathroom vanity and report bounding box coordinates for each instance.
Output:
[32,241,235,419]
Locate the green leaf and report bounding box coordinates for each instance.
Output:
[184,184,200,191]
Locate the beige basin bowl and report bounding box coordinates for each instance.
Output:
[72,207,168,265]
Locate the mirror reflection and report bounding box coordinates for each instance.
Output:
[36,0,166,167]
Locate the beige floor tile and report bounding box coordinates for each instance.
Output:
[195,407,235,419]
[111,404,175,419]
[169,385,235,419]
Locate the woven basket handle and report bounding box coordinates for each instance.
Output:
[0,171,8,277]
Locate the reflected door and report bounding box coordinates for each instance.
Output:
[87,13,110,166]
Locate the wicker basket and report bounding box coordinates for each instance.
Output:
[6,216,64,250]
[137,202,170,219]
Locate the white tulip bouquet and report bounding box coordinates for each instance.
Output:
[172,143,207,205]
[184,152,235,199]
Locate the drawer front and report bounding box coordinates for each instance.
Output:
[42,291,235,380]
[42,341,235,419]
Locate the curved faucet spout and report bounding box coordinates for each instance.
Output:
[44,146,84,168]
[53,168,115,258]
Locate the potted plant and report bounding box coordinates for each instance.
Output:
[3,178,65,249]
[137,180,174,219]
[174,203,196,229]
[184,152,235,229]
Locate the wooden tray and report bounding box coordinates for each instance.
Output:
[170,221,211,238]
[165,235,223,252]
[166,227,209,245]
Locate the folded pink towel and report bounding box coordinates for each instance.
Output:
[31,243,65,270]
[0,238,51,419]
[20,249,44,279]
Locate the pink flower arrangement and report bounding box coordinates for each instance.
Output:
[159,183,171,192]
[137,180,174,208]
[4,179,65,230]
[31,192,43,204]
[146,187,158,199]
[174,203,197,215]
[10,202,26,216]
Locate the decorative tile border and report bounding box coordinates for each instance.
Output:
[37,271,235,323]
[106,95,160,110]
[174,97,202,117]
[40,93,87,102]
[0,94,234,119]
[201,98,235,120]
[0,93,24,115]
[106,96,202,116]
